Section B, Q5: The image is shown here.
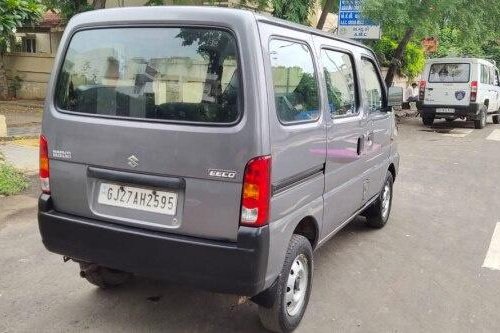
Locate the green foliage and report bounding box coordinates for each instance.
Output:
[0,159,29,196]
[42,0,92,21]
[362,0,500,81]
[8,75,22,97]
[403,42,425,79]
[269,0,315,25]
[373,36,425,79]
[0,0,42,52]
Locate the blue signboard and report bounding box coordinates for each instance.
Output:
[338,0,381,39]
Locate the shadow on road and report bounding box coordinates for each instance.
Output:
[57,217,376,332]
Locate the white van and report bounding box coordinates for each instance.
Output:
[418,58,500,128]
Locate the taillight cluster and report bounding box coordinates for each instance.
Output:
[419,80,426,101]
[39,135,50,194]
[470,81,478,102]
[240,155,271,227]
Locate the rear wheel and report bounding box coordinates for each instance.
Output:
[364,172,394,229]
[474,107,487,129]
[422,116,434,126]
[493,114,500,124]
[79,263,132,289]
[258,235,313,333]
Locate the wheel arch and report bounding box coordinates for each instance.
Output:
[293,215,319,250]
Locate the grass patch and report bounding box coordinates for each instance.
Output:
[0,154,29,196]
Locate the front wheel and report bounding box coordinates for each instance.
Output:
[258,235,313,333]
[364,172,394,229]
[422,116,434,126]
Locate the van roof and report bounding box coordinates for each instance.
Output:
[69,6,370,52]
[426,57,496,67]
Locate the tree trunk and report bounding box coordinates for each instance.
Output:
[0,55,8,100]
[385,27,415,87]
[92,0,107,9]
[316,0,334,30]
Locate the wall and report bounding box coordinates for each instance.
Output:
[3,53,55,100]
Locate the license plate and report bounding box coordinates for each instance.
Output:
[437,108,455,113]
[98,183,177,215]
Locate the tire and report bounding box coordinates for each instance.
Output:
[474,107,487,129]
[79,263,132,289]
[364,172,394,229]
[258,235,313,333]
[422,116,434,126]
[493,115,500,124]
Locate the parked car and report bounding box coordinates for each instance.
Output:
[418,57,500,128]
[38,7,401,332]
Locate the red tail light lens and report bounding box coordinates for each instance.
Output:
[419,80,426,100]
[240,155,271,227]
[470,81,478,102]
[39,135,50,194]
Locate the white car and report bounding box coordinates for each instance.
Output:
[418,57,500,129]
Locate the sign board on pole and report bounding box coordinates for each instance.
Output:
[337,0,381,40]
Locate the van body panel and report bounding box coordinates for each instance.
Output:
[359,53,393,200]
[257,22,326,224]
[43,8,268,241]
[39,7,399,298]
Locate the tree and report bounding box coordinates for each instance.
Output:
[0,0,42,99]
[316,0,339,30]
[362,0,500,86]
[43,0,107,21]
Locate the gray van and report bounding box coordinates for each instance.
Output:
[38,7,401,332]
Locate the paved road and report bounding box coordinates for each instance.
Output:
[2,117,500,332]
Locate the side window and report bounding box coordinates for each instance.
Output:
[496,70,500,86]
[361,58,384,112]
[489,66,496,85]
[321,49,357,117]
[481,65,490,84]
[269,39,320,124]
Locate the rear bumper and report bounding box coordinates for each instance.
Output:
[417,102,481,118]
[38,194,269,296]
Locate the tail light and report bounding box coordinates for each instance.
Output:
[419,80,426,100]
[240,155,271,227]
[39,135,50,194]
[470,81,478,102]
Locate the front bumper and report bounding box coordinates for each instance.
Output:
[417,102,481,118]
[38,194,269,296]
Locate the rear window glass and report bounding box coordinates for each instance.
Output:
[428,63,470,83]
[55,28,241,124]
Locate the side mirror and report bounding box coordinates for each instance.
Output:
[387,86,404,108]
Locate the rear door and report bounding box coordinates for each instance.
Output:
[44,26,261,242]
[424,62,471,107]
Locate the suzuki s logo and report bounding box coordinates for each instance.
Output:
[127,155,139,168]
[208,169,237,179]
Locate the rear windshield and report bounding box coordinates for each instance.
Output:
[428,63,470,83]
[55,28,241,124]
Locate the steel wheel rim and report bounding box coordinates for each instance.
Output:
[381,182,391,220]
[285,254,309,317]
